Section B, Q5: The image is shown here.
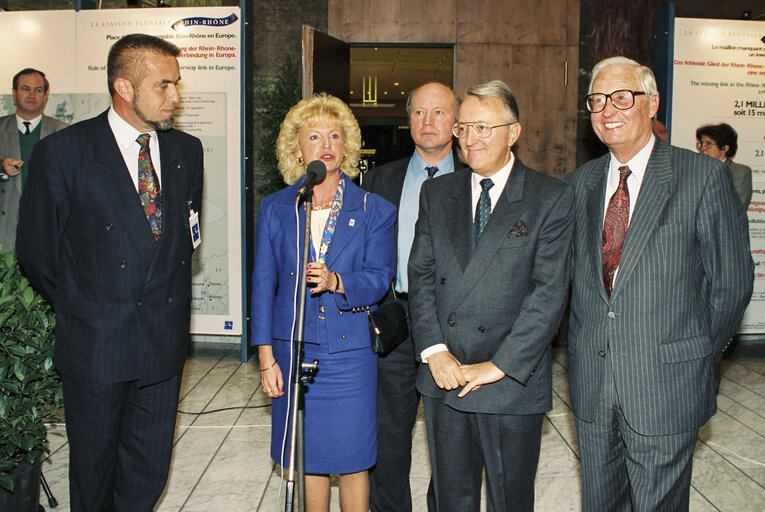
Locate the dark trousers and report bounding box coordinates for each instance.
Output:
[576,355,697,511]
[368,331,427,512]
[62,373,182,512]
[423,395,543,512]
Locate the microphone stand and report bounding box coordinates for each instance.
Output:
[285,195,319,512]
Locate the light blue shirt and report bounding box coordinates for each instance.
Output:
[396,151,455,293]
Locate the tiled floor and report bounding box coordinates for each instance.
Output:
[39,342,765,511]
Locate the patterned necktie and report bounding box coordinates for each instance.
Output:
[425,166,439,179]
[136,133,162,244]
[474,178,494,242]
[602,165,632,295]
[23,122,31,135]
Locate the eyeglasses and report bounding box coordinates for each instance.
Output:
[585,90,646,113]
[695,140,718,150]
[452,122,515,138]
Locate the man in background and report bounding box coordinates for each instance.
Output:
[363,81,466,512]
[17,34,203,511]
[0,68,67,252]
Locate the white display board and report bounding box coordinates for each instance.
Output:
[0,7,243,336]
[671,17,765,333]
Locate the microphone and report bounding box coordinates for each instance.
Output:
[296,160,327,202]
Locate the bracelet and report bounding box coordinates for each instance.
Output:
[259,360,277,372]
[331,272,340,293]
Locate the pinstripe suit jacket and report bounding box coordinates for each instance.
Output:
[16,111,204,385]
[565,139,753,435]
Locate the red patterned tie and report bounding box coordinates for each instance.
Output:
[137,134,162,244]
[602,165,631,296]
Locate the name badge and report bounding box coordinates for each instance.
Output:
[189,209,201,249]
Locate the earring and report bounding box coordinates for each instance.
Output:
[297,157,304,165]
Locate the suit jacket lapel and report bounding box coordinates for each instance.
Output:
[324,183,363,268]
[585,157,609,302]
[610,142,673,299]
[447,161,527,312]
[92,112,157,260]
[443,170,474,272]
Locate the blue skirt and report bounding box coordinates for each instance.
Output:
[270,339,377,474]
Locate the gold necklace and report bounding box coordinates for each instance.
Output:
[311,199,333,210]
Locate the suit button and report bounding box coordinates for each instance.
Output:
[105,224,113,230]
[136,300,143,307]
[180,259,186,265]
[599,350,606,357]
[290,272,295,276]
[478,326,485,333]
[608,311,616,319]
[342,335,346,339]
[440,277,446,285]
[339,311,343,315]
[448,320,455,327]
[167,297,174,303]
[120,260,126,269]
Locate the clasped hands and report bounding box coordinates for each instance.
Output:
[426,351,505,397]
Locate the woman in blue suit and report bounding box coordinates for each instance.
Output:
[252,93,396,512]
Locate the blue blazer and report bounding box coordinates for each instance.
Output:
[251,179,396,353]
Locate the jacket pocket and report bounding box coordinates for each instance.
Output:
[659,335,712,363]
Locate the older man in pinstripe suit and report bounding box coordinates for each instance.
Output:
[565,56,753,511]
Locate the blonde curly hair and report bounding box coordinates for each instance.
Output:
[276,93,362,185]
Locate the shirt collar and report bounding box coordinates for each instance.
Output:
[108,106,156,151]
[471,152,515,190]
[16,114,42,132]
[410,150,455,178]
[609,134,655,183]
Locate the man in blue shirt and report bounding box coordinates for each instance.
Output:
[363,81,466,512]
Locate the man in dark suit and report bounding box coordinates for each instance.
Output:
[0,68,68,252]
[362,81,465,512]
[17,34,204,512]
[408,80,574,512]
[565,56,753,510]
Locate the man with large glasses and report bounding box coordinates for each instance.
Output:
[565,56,753,510]
[408,80,574,511]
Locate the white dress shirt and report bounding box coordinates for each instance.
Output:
[108,107,162,191]
[602,134,656,285]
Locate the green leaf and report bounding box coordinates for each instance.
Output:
[13,359,25,382]
[0,472,13,493]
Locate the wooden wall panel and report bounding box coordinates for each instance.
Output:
[330,0,580,175]
[566,0,581,46]
[336,0,457,43]
[456,44,568,177]
[564,44,580,175]
[456,0,567,45]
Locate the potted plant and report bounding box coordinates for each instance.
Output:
[0,251,62,512]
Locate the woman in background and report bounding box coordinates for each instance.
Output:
[251,93,395,512]
[696,123,752,209]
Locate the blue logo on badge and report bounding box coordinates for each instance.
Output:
[224,321,233,330]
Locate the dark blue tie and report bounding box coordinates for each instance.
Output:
[474,178,494,242]
[425,166,439,179]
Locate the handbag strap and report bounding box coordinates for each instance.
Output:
[364,191,398,304]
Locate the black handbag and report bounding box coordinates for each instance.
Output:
[367,287,409,356]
